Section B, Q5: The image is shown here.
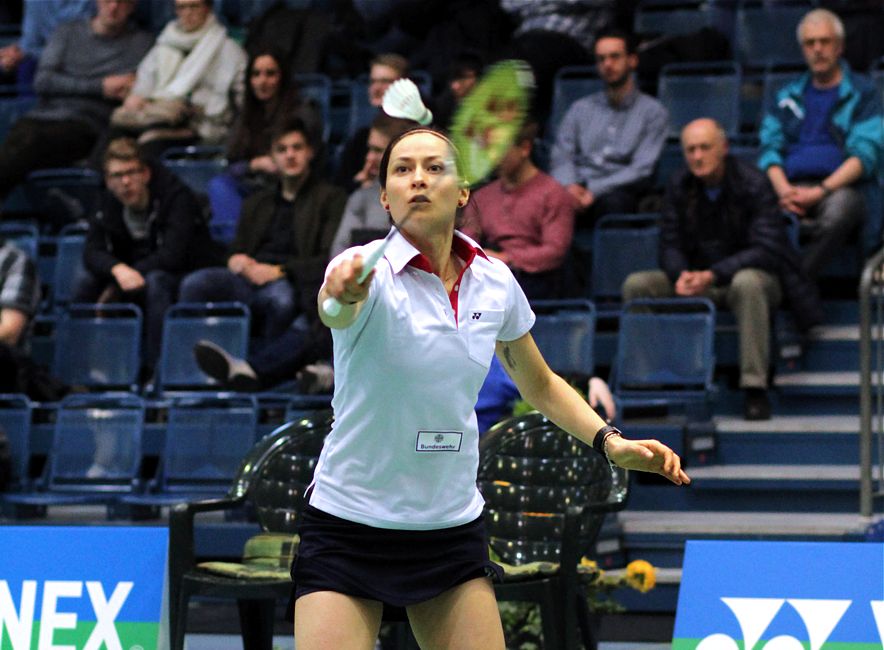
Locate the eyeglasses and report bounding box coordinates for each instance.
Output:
[106,166,145,181]
[175,1,206,12]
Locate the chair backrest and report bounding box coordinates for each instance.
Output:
[158,395,258,494]
[24,168,102,225]
[0,394,33,489]
[530,299,596,379]
[157,302,251,392]
[478,412,628,565]
[654,141,685,190]
[48,393,145,493]
[294,73,332,144]
[658,61,742,138]
[549,66,603,140]
[613,297,716,401]
[161,146,228,196]
[52,304,142,390]
[234,412,332,533]
[285,395,333,422]
[51,222,88,308]
[0,221,39,260]
[735,2,810,68]
[634,4,716,37]
[0,95,35,144]
[591,213,662,305]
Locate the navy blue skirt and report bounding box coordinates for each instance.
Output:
[288,504,501,621]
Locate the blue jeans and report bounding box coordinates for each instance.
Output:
[177,267,296,340]
[206,173,244,245]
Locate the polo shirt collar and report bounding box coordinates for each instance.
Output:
[384,228,488,275]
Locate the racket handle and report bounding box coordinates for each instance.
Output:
[322,296,343,317]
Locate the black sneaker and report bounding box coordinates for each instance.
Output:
[743,389,771,421]
[193,340,260,392]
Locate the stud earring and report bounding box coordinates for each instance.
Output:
[384,204,390,211]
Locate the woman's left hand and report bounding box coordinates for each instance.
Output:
[605,436,691,486]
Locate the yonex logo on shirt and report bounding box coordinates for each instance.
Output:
[472,312,482,320]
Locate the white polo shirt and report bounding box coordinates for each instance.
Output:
[309,229,535,530]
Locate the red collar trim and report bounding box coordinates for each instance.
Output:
[406,234,487,272]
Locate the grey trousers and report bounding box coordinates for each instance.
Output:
[798,185,865,279]
[622,268,782,389]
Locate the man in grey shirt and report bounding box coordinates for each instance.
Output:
[0,0,153,201]
[550,28,668,225]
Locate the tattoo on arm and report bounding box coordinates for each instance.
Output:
[503,344,517,370]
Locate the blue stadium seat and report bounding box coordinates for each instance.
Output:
[294,72,332,143]
[530,299,596,379]
[121,394,258,509]
[157,302,251,393]
[658,61,742,138]
[286,394,334,422]
[0,394,34,491]
[52,303,142,390]
[634,3,717,37]
[0,220,39,260]
[591,213,662,317]
[50,222,88,308]
[735,1,811,68]
[0,95,35,144]
[548,65,603,142]
[24,167,102,225]
[161,145,227,196]
[612,298,716,415]
[654,141,685,190]
[2,393,145,517]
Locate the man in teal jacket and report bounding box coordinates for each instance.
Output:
[758,8,882,273]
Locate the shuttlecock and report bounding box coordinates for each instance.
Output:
[382,78,433,126]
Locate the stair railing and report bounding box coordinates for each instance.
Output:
[859,246,884,517]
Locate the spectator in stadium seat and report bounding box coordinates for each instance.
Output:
[206,46,324,244]
[0,0,93,93]
[431,49,484,131]
[333,53,408,193]
[329,113,416,258]
[178,117,347,343]
[461,121,575,301]
[623,119,822,421]
[108,0,246,160]
[0,238,71,401]
[74,137,220,373]
[550,28,668,227]
[0,0,152,202]
[758,8,883,273]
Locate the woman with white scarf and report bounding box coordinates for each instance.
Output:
[119,0,246,154]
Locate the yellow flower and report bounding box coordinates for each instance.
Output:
[579,557,598,570]
[624,560,656,593]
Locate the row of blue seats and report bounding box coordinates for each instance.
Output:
[0,391,328,519]
[0,296,719,519]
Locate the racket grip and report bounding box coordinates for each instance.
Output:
[322,296,343,317]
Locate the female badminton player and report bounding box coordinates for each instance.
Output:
[293,127,691,650]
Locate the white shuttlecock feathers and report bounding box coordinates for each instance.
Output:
[382,78,433,125]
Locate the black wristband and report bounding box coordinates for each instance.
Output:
[592,424,622,457]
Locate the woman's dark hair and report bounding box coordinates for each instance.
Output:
[226,46,300,161]
[377,127,461,190]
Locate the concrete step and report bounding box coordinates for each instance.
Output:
[627,463,876,512]
[712,415,862,465]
